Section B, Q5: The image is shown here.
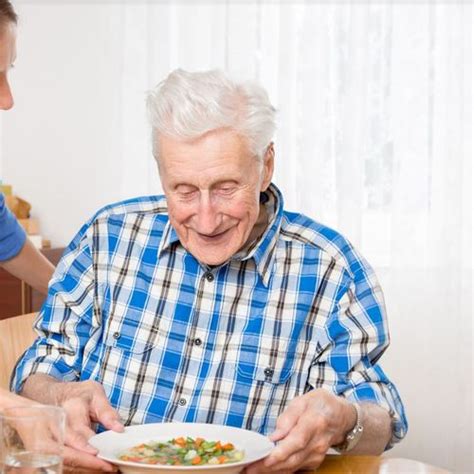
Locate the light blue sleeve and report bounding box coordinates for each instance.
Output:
[0,193,27,262]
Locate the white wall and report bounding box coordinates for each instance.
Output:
[381,268,473,472]
[1,3,472,473]
[2,3,161,246]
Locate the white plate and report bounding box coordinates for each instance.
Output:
[89,422,274,474]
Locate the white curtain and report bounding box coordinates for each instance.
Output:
[6,2,473,472]
[111,4,474,472]
[116,2,471,263]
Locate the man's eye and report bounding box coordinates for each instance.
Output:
[178,190,197,199]
[217,187,236,195]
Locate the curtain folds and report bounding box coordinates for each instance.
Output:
[117,4,471,471]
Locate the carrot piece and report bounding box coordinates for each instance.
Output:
[192,456,202,465]
[174,437,186,447]
[215,441,222,450]
[195,437,204,447]
[222,443,234,451]
[218,456,228,464]
[125,457,142,462]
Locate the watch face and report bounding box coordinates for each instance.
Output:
[345,425,364,451]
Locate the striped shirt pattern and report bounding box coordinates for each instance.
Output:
[13,183,407,447]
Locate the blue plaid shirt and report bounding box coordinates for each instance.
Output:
[13,183,407,447]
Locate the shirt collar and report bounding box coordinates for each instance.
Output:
[158,182,284,287]
[157,212,180,256]
[232,183,283,286]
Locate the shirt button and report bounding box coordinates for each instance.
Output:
[113,332,120,340]
[264,367,274,378]
[194,338,202,346]
[178,398,187,406]
[204,272,214,282]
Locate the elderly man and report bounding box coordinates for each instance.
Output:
[14,69,407,472]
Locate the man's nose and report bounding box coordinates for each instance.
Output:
[196,196,221,235]
[0,77,14,110]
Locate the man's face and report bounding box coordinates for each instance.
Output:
[158,129,274,266]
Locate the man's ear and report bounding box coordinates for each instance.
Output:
[261,142,275,191]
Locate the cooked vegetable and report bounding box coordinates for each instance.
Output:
[119,436,245,466]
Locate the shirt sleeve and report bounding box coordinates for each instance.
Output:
[307,257,408,449]
[11,224,99,392]
[0,193,27,262]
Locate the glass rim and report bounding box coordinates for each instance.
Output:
[0,404,65,420]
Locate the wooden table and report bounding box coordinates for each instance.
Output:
[64,455,450,473]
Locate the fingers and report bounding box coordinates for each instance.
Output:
[88,386,124,432]
[271,455,325,472]
[263,391,336,472]
[244,459,271,474]
[62,397,98,453]
[59,384,120,472]
[244,460,293,474]
[263,433,326,472]
[270,397,307,441]
[267,447,325,472]
[56,381,123,433]
[63,446,118,472]
[265,419,313,467]
[64,427,98,455]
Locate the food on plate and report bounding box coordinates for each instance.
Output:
[119,436,245,466]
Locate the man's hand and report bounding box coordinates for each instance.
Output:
[22,376,124,472]
[54,380,124,472]
[245,389,356,473]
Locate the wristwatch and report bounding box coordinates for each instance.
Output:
[333,403,364,453]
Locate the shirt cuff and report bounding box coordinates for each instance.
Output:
[344,381,408,449]
[11,353,80,393]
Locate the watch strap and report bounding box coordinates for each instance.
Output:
[333,402,364,453]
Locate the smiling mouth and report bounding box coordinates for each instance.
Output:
[197,228,231,242]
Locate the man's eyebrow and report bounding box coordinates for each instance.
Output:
[174,183,196,189]
[172,179,239,189]
[213,179,239,186]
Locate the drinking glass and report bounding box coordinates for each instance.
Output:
[0,405,65,474]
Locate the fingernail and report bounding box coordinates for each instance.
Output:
[110,421,124,433]
[269,430,284,441]
[113,421,124,432]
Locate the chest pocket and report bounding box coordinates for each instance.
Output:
[103,320,158,354]
[102,297,163,354]
[232,312,309,434]
[236,312,301,385]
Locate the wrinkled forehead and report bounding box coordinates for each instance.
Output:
[153,127,254,158]
[156,130,261,185]
[157,129,254,164]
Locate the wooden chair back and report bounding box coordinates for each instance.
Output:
[0,313,37,390]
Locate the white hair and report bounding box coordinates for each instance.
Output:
[146,69,277,160]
